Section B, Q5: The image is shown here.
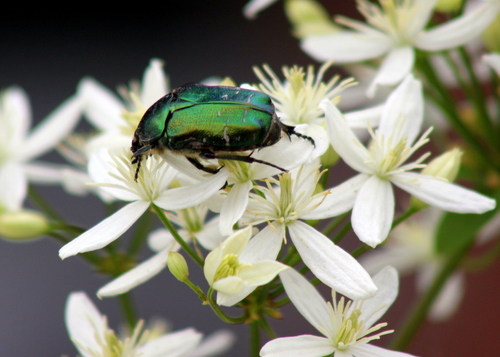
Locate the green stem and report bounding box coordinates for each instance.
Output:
[389,240,472,351]
[259,316,277,339]
[332,220,352,244]
[127,210,152,255]
[321,212,350,237]
[28,186,62,221]
[151,203,204,267]
[250,320,261,357]
[207,288,247,324]
[118,293,137,331]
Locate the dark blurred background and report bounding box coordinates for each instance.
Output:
[1,1,499,356]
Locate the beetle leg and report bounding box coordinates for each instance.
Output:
[281,123,316,147]
[199,152,288,172]
[187,157,221,174]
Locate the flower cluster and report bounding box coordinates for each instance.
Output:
[2,1,500,356]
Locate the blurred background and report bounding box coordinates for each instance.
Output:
[1,1,499,356]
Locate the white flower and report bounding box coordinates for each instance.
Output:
[0,86,81,211]
[253,62,356,159]
[302,0,500,96]
[318,74,496,247]
[58,148,229,259]
[65,291,205,357]
[243,0,278,19]
[97,205,224,297]
[261,266,416,357]
[204,225,289,306]
[360,208,465,321]
[244,163,377,300]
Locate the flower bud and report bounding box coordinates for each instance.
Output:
[434,0,462,13]
[284,0,339,39]
[422,148,462,182]
[167,251,189,281]
[0,210,50,241]
[482,13,500,52]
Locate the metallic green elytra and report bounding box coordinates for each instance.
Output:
[131,83,314,179]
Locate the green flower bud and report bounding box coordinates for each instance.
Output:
[167,251,189,281]
[0,210,50,241]
[435,0,462,13]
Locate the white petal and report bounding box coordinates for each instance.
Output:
[219,180,252,236]
[97,247,172,297]
[0,163,27,211]
[428,271,464,322]
[414,0,500,51]
[366,46,415,98]
[301,31,393,63]
[359,245,425,277]
[359,266,399,329]
[154,167,230,211]
[188,329,236,357]
[216,285,258,307]
[260,335,334,357]
[483,53,500,76]
[302,173,368,220]
[21,94,82,160]
[78,78,125,132]
[1,87,31,148]
[344,103,385,129]
[65,292,107,357]
[213,275,245,294]
[320,99,371,173]
[137,328,203,357]
[243,0,278,19]
[391,172,496,213]
[59,200,149,259]
[238,261,288,286]
[195,216,224,250]
[141,58,169,107]
[349,343,417,357]
[352,176,395,247]
[240,223,285,262]
[289,221,377,300]
[22,161,67,185]
[221,225,253,255]
[279,268,334,337]
[378,74,423,146]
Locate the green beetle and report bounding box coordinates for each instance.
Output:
[131,83,314,179]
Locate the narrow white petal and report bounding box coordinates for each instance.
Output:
[213,275,245,295]
[141,59,169,107]
[221,225,253,255]
[65,292,107,357]
[301,32,393,63]
[359,266,399,329]
[378,74,423,146]
[154,168,230,210]
[366,46,415,98]
[320,99,371,173]
[352,176,395,247]
[238,261,288,286]
[22,161,67,185]
[483,53,500,76]
[279,268,334,337]
[243,0,278,19]
[137,328,203,357]
[77,78,125,132]
[302,173,368,220]
[188,329,236,357]
[344,103,385,129]
[196,217,225,251]
[260,335,334,357]
[21,94,82,160]
[289,221,377,300]
[414,0,500,51]
[217,286,258,307]
[97,247,172,297]
[391,172,496,213]
[350,343,417,357]
[359,245,425,276]
[2,87,31,146]
[59,200,149,259]
[219,180,252,236]
[429,271,465,322]
[240,223,285,262]
[0,163,27,211]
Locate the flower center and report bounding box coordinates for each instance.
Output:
[213,254,246,282]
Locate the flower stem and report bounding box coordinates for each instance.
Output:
[250,320,261,357]
[206,288,247,324]
[151,203,204,267]
[118,293,137,331]
[389,239,472,351]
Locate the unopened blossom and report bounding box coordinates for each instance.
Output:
[0,86,81,212]
[59,148,229,259]
[317,74,496,247]
[261,266,416,357]
[65,291,218,357]
[204,225,289,306]
[253,62,356,158]
[360,208,465,321]
[97,205,224,297]
[244,163,377,300]
[301,0,500,96]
